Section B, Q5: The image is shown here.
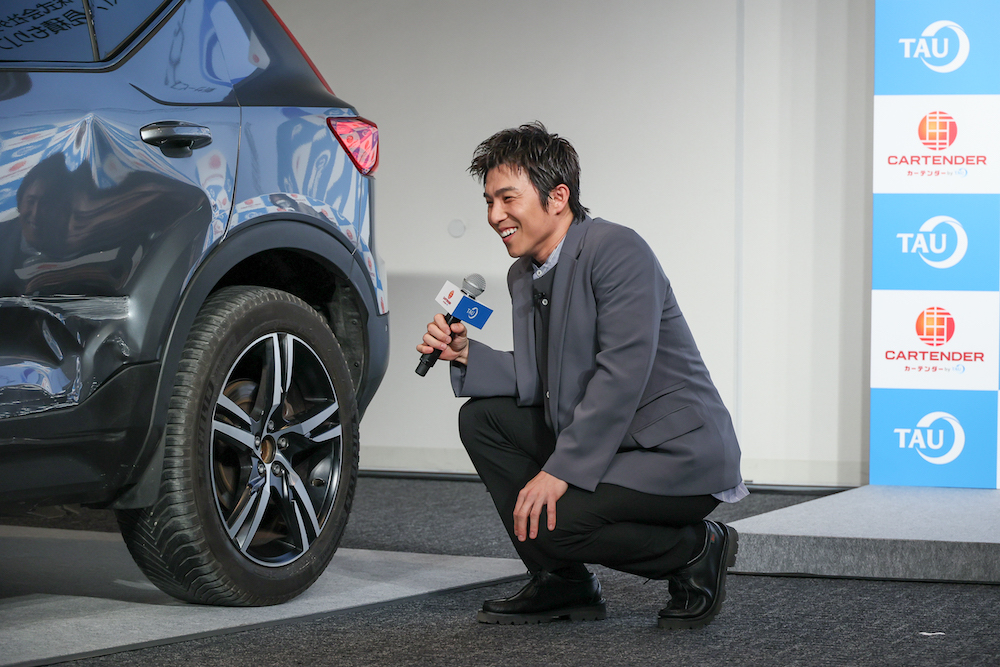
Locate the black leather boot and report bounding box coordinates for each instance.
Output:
[658,521,739,629]
[477,570,607,624]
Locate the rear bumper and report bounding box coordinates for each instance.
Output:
[0,362,158,509]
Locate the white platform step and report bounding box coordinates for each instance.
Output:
[730,485,1000,583]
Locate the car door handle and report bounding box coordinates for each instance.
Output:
[140,121,213,158]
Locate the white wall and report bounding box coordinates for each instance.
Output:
[271,0,874,487]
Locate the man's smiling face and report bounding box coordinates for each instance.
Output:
[484,164,569,264]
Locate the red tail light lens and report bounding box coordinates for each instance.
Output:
[329,118,379,175]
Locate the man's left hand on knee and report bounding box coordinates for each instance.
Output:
[514,471,569,541]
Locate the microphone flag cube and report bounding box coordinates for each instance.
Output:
[434,280,493,329]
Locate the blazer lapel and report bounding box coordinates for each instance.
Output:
[547,218,591,433]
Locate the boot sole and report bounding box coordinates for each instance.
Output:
[477,601,607,624]
[658,523,739,630]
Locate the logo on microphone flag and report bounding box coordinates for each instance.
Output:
[434,281,493,329]
[453,296,492,329]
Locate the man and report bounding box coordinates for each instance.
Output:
[418,122,746,629]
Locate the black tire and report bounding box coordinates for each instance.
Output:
[116,286,359,606]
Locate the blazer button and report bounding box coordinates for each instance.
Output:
[541,298,548,306]
[545,391,550,399]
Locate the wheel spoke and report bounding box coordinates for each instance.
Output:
[266,333,283,418]
[213,418,257,451]
[311,423,342,443]
[284,401,339,438]
[227,474,270,552]
[277,463,321,548]
[217,393,254,428]
[264,333,295,423]
[281,334,294,397]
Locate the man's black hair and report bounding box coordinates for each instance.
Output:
[469,121,589,221]
[16,153,71,207]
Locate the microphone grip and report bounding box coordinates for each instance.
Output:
[415,313,461,376]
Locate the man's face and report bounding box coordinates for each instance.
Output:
[484,164,563,263]
[18,179,46,247]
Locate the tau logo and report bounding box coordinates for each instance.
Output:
[896,216,968,269]
[899,20,970,73]
[893,411,965,465]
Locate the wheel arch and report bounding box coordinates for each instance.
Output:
[113,218,383,509]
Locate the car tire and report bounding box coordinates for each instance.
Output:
[116,285,358,606]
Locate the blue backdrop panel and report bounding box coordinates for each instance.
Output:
[872,194,1000,291]
[870,388,998,488]
[875,0,1000,95]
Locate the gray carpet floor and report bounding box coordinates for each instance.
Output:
[6,477,1000,666]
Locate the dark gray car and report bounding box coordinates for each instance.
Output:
[0,0,389,606]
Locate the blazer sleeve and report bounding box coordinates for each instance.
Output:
[541,227,668,491]
[450,339,519,398]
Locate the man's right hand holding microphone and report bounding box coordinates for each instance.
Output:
[417,313,470,366]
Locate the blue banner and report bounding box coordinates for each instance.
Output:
[872,194,1000,291]
[875,0,1000,95]
[872,0,1000,489]
[870,388,997,488]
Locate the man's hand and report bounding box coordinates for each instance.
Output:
[513,471,569,541]
[417,313,469,365]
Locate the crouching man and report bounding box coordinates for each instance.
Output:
[418,122,747,629]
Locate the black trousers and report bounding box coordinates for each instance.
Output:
[458,396,719,580]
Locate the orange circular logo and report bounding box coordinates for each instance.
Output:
[915,307,955,346]
[918,111,958,150]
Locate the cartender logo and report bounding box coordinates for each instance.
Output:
[896,215,968,269]
[918,111,958,150]
[899,20,970,73]
[893,411,965,465]
[915,307,955,346]
[885,111,986,168]
[883,305,983,364]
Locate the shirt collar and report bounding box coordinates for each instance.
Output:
[531,235,565,280]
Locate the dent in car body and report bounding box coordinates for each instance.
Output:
[0,296,129,419]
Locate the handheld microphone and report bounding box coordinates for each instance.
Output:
[416,273,486,376]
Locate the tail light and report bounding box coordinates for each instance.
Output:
[329,118,379,175]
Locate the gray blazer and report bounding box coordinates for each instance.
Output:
[452,216,743,497]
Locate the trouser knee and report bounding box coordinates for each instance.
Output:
[531,524,589,563]
[457,398,482,445]
[457,397,500,454]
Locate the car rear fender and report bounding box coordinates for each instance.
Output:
[111,218,387,509]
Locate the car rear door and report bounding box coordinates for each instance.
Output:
[0,0,240,417]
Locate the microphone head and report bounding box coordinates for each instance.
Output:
[462,273,486,298]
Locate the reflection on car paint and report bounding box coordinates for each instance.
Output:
[229,107,387,313]
[0,295,129,419]
[234,192,350,232]
[1,147,205,295]
[0,114,189,223]
[149,0,234,104]
[356,181,387,315]
[277,110,357,213]
[232,191,387,315]
[205,0,266,84]
[196,148,234,252]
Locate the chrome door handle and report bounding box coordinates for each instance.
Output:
[140,121,213,158]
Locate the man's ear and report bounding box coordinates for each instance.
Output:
[547,183,571,215]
